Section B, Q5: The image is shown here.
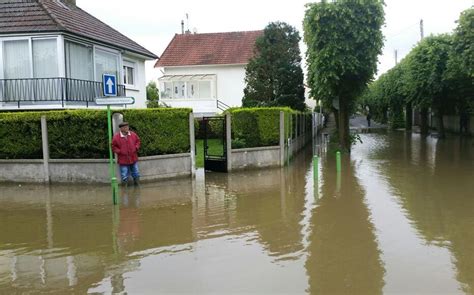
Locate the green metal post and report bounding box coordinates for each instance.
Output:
[107,105,119,205]
[336,151,341,173]
[313,155,319,181]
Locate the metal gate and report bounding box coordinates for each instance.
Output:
[202,116,227,172]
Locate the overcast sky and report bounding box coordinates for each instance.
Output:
[78,0,473,83]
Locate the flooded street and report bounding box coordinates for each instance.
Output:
[1,132,473,294]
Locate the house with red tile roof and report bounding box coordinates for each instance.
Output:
[155,30,263,116]
[0,0,158,110]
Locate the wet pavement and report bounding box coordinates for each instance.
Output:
[0,131,473,294]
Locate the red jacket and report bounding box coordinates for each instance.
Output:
[112,131,141,165]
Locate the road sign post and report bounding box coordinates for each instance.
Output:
[98,74,135,205]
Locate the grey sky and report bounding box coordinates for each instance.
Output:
[78,0,472,82]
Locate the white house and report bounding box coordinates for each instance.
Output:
[0,0,158,110]
[155,30,263,116]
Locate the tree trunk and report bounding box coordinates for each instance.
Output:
[405,102,413,131]
[338,99,350,152]
[436,109,445,138]
[420,107,429,135]
[332,107,339,131]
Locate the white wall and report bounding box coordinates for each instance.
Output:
[159,64,246,114]
[123,54,147,108]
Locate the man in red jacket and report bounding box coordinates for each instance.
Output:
[112,122,141,186]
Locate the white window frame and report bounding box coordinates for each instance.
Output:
[159,74,216,100]
[0,35,61,79]
[123,60,136,89]
[93,46,121,83]
[64,39,94,80]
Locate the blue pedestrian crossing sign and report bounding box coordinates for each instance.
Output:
[103,74,117,96]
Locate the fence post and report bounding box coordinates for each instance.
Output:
[280,111,285,167]
[189,113,196,176]
[226,113,232,172]
[41,116,50,183]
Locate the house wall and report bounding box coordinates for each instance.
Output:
[123,54,147,108]
[0,33,150,110]
[159,64,246,115]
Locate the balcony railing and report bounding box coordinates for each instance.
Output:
[0,77,126,108]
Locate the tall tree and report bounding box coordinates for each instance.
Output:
[405,35,453,137]
[146,81,160,108]
[304,0,384,151]
[447,8,474,133]
[242,22,306,111]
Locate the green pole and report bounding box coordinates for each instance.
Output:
[313,155,319,181]
[336,151,341,173]
[107,105,119,205]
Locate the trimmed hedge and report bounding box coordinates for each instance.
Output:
[0,112,43,159]
[122,108,191,156]
[0,108,192,159]
[227,107,299,148]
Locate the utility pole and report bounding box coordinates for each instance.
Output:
[395,49,398,65]
[420,19,424,40]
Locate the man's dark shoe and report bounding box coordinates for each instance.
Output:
[133,178,140,186]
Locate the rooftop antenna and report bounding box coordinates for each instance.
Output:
[185,13,191,34]
[181,20,184,34]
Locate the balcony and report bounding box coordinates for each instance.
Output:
[0,77,126,108]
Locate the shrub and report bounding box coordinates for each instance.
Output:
[0,108,192,159]
[227,107,299,148]
[0,112,43,159]
[47,110,109,159]
[122,108,191,156]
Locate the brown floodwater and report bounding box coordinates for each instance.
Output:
[0,132,473,294]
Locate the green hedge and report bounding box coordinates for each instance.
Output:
[0,108,192,159]
[227,107,299,148]
[122,108,191,156]
[0,112,43,159]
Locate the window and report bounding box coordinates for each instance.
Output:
[95,49,119,82]
[123,61,135,86]
[66,41,93,80]
[173,81,186,99]
[33,38,58,78]
[158,75,215,99]
[187,81,198,98]
[198,81,211,99]
[3,40,31,79]
[162,82,173,98]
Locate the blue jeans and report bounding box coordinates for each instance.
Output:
[120,162,140,182]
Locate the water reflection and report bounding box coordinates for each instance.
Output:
[0,155,314,293]
[371,133,474,293]
[0,133,473,293]
[306,152,385,294]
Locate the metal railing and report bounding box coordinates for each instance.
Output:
[216,99,231,111]
[0,77,126,107]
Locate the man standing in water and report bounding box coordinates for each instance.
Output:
[112,122,141,186]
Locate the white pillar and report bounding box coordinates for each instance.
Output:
[41,116,50,183]
[226,113,232,172]
[279,111,285,167]
[189,113,196,176]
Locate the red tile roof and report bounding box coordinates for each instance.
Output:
[0,0,157,59]
[155,30,263,67]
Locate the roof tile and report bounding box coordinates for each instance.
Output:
[155,30,263,67]
[0,0,157,59]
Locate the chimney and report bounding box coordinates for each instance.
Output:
[181,20,184,34]
[59,0,76,6]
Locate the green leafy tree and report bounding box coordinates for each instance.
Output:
[242,22,306,111]
[146,81,160,108]
[405,34,453,137]
[447,8,474,133]
[304,0,385,151]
